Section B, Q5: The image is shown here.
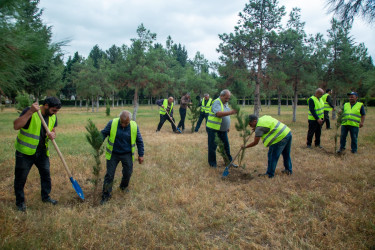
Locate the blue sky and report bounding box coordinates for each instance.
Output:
[39,0,374,63]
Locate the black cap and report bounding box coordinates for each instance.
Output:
[248,114,258,122]
[347,92,358,97]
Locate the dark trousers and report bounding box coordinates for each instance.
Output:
[14,150,51,206]
[340,125,359,153]
[177,107,187,130]
[322,111,331,129]
[195,112,208,132]
[267,132,293,177]
[307,120,322,146]
[102,152,133,198]
[207,127,232,167]
[157,114,176,132]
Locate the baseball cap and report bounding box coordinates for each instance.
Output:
[347,92,358,97]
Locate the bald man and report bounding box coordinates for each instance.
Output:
[156,97,178,133]
[307,88,324,148]
[100,110,144,204]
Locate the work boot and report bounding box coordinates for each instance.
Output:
[100,196,110,205]
[281,170,292,175]
[258,173,272,178]
[16,202,26,212]
[315,145,323,149]
[337,148,345,154]
[307,145,312,149]
[42,197,58,205]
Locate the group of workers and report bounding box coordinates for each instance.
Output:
[12,88,366,211]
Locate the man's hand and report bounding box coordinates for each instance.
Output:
[138,156,144,164]
[162,105,165,109]
[359,122,364,128]
[30,102,40,113]
[317,119,323,125]
[231,109,238,115]
[47,132,56,140]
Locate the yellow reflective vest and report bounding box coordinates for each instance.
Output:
[201,98,213,113]
[322,93,333,111]
[308,96,324,120]
[15,108,56,156]
[159,99,173,115]
[341,102,363,127]
[256,115,291,147]
[105,118,138,162]
[206,98,224,130]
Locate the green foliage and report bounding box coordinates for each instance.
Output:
[15,92,32,113]
[85,119,104,204]
[215,134,230,166]
[187,95,201,132]
[106,99,110,116]
[335,108,344,153]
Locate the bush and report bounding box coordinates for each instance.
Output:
[15,92,32,113]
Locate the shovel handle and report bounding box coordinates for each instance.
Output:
[37,110,73,178]
[229,133,253,165]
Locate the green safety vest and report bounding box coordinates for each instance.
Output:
[341,102,363,127]
[15,109,56,156]
[159,99,173,115]
[308,96,324,120]
[256,115,291,147]
[321,93,333,111]
[206,98,224,130]
[105,118,138,162]
[201,98,213,113]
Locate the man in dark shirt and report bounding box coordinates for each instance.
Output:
[100,110,144,204]
[13,97,61,212]
[177,93,192,133]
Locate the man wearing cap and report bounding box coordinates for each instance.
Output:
[243,115,292,178]
[156,97,178,133]
[194,93,212,132]
[321,89,335,129]
[206,89,237,167]
[337,92,365,154]
[100,110,144,204]
[307,88,325,149]
[177,93,192,133]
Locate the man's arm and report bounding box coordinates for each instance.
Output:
[309,98,322,124]
[216,109,237,117]
[360,105,366,128]
[100,121,112,141]
[136,127,144,164]
[244,137,261,148]
[13,102,39,130]
[156,99,163,106]
[327,95,335,109]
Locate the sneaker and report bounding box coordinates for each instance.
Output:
[351,151,357,154]
[307,145,312,149]
[315,145,323,149]
[209,164,217,168]
[337,148,345,154]
[258,173,272,178]
[16,203,26,212]
[231,163,239,168]
[42,197,58,205]
[281,170,292,175]
[155,130,160,133]
[119,186,129,192]
[100,197,109,205]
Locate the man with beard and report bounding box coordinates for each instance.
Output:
[13,97,61,212]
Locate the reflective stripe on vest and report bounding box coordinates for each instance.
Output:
[308,96,324,120]
[257,115,291,147]
[206,98,223,130]
[15,109,56,156]
[201,98,213,113]
[159,99,173,115]
[341,102,363,127]
[105,119,138,162]
[322,93,332,111]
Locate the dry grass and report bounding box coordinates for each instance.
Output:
[0,105,374,249]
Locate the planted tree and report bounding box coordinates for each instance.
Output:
[85,119,104,205]
[187,95,201,132]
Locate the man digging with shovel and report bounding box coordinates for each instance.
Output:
[243,115,293,178]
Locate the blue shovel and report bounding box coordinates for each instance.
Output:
[37,110,85,200]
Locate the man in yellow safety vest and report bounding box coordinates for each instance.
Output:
[307,88,324,149]
[243,115,292,178]
[156,97,178,133]
[194,93,212,132]
[100,110,144,204]
[337,92,366,154]
[321,89,335,129]
[13,97,61,212]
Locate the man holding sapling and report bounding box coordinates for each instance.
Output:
[100,110,144,205]
[13,97,61,212]
[306,88,325,149]
[156,97,179,133]
[337,92,365,154]
[206,89,237,168]
[194,93,212,132]
[243,115,292,178]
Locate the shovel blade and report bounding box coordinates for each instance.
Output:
[69,177,85,200]
[222,166,230,177]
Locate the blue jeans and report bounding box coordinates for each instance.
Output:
[340,125,359,153]
[266,132,292,177]
[102,152,133,198]
[194,112,208,132]
[14,150,51,206]
[207,128,232,167]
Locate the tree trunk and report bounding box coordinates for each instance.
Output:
[96,95,99,112]
[74,98,77,107]
[268,95,271,109]
[286,96,289,107]
[332,94,337,120]
[278,91,281,116]
[112,91,115,108]
[80,98,82,109]
[133,86,139,121]
[242,96,246,107]
[116,99,119,107]
[91,95,94,113]
[292,82,298,122]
